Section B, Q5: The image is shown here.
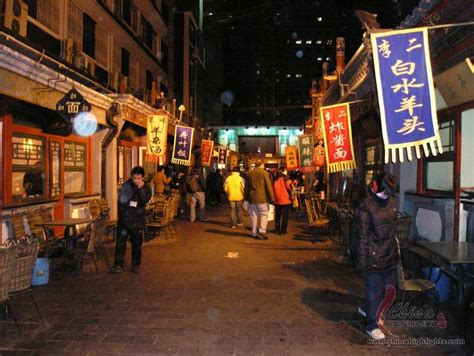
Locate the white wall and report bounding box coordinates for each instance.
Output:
[399,158,418,212]
[461,109,474,188]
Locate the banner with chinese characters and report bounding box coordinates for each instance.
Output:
[218,147,228,165]
[229,151,239,169]
[146,114,168,162]
[371,28,442,163]
[200,139,214,166]
[285,146,298,170]
[297,135,315,173]
[171,125,194,166]
[312,142,325,167]
[320,103,356,173]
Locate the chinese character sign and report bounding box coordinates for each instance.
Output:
[171,125,194,166]
[372,28,442,163]
[297,135,314,173]
[146,114,168,162]
[218,147,228,165]
[285,146,298,170]
[56,88,91,120]
[201,140,214,167]
[320,103,356,173]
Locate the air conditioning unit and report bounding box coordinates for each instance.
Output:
[64,38,82,64]
[4,0,28,37]
[76,55,96,77]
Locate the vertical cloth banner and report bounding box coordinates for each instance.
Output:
[320,103,356,173]
[146,114,168,162]
[285,146,299,170]
[218,147,228,165]
[171,125,194,166]
[371,28,442,163]
[297,135,315,173]
[201,139,214,166]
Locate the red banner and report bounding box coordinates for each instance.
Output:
[285,146,298,170]
[320,103,356,173]
[201,140,214,166]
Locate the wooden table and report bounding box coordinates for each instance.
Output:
[38,218,93,272]
[415,241,474,332]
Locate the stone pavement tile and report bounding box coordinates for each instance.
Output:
[49,331,106,342]
[101,333,157,345]
[8,340,72,352]
[0,350,34,355]
[121,343,179,354]
[68,316,121,327]
[65,340,126,353]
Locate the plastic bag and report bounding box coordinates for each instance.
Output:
[268,204,275,221]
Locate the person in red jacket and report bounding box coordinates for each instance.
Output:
[272,167,296,235]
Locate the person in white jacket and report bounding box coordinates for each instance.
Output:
[224,166,245,228]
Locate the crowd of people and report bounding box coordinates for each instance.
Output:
[111,164,400,341]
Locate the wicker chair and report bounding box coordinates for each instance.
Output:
[99,198,117,241]
[0,247,20,337]
[145,198,170,240]
[8,241,43,327]
[304,197,330,241]
[10,211,26,241]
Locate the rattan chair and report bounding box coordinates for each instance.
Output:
[304,197,330,241]
[99,198,117,241]
[145,198,170,240]
[0,247,20,337]
[10,211,26,241]
[9,241,43,327]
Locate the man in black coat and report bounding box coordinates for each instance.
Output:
[111,166,152,273]
[351,173,398,340]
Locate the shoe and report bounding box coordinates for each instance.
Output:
[109,265,123,274]
[366,328,385,340]
[358,307,367,318]
[236,223,243,227]
[231,225,237,229]
[132,265,140,273]
[258,233,268,240]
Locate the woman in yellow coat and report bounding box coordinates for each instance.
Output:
[153,166,171,195]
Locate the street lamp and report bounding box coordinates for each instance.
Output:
[178,104,186,122]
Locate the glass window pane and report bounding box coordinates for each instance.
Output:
[50,142,61,196]
[64,171,86,194]
[426,161,453,191]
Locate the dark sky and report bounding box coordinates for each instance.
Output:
[204,0,421,125]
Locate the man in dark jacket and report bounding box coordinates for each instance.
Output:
[248,160,275,239]
[186,168,207,222]
[351,173,398,340]
[111,166,152,273]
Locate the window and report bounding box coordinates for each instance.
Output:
[122,0,132,25]
[142,17,155,50]
[117,145,132,185]
[50,141,61,197]
[364,140,384,185]
[424,118,455,192]
[121,48,130,77]
[64,141,87,194]
[11,134,45,200]
[83,13,96,58]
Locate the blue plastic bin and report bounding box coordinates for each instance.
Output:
[32,258,50,286]
[422,267,451,302]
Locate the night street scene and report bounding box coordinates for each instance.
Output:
[0,0,473,354]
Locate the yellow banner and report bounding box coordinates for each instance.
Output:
[146,114,168,162]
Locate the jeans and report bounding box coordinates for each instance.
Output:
[114,225,143,268]
[229,200,243,226]
[190,191,206,222]
[248,203,269,236]
[364,268,397,331]
[275,204,291,234]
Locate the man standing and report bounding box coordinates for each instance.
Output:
[248,160,274,239]
[111,166,152,273]
[224,166,245,229]
[186,168,208,222]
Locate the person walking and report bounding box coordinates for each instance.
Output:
[247,160,274,240]
[111,166,152,273]
[351,173,398,340]
[224,166,245,229]
[153,166,171,196]
[186,168,208,222]
[272,167,294,235]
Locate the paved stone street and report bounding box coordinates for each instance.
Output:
[1,205,471,355]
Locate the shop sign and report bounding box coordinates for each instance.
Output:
[297,135,314,173]
[372,28,441,163]
[146,114,168,162]
[285,146,298,170]
[171,125,194,166]
[320,103,356,173]
[56,88,91,120]
[201,140,214,167]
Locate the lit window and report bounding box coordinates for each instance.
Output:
[306,40,312,44]
[317,57,322,61]
[316,40,322,44]
[64,141,87,194]
[296,40,302,44]
[317,17,323,22]
[326,57,330,61]
[327,40,333,45]
[286,74,291,78]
